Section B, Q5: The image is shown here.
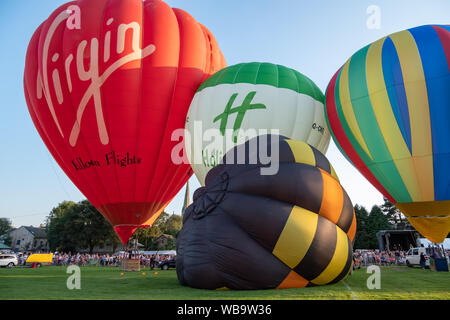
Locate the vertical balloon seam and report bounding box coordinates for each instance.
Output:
[336,60,373,161]
[273,64,285,141]
[146,11,204,217]
[63,0,109,206]
[97,0,123,208]
[339,51,407,202]
[234,63,254,142]
[26,22,89,203]
[26,14,80,202]
[65,1,114,206]
[199,25,212,77]
[335,58,373,159]
[381,37,413,154]
[327,68,395,202]
[318,99,330,153]
[142,5,184,211]
[348,45,412,202]
[380,36,420,201]
[311,146,331,174]
[288,67,301,143]
[366,36,420,202]
[23,28,84,202]
[323,75,351,162]
[271,206,319,270]
[412,25,450,201]
[144,7,185,214]
[336,188,355,233]
[310,224,349,285]
[431,25,450,200]
[87,0,120,207]
[389,30,435,201]
[25,75,97,204]
[138,2,185,218]
[56,0,114,208]
[324,76,352,165]
[335,67,376,170]
[304,88,317,147]
[290,68,327,151]
[329,235,353,284]
[317,169,343,226]
[293,215,337,281]
[43,4,111,208]
[286,140,352,281]
[131,0,146,206]
[152,12,224,215]
[256,63,272,86]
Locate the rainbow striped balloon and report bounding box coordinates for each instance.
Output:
[325,25,450,243]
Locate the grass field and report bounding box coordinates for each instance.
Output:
[0,265,449,300]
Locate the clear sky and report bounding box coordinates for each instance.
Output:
[1,0,449,228]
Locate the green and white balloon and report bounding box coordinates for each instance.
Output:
[185,62,330,185]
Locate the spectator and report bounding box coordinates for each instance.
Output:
[419,252,426,270]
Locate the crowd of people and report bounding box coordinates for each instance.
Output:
[353,249,407,267]
[11,246,449,270]
[353,246,450,269]
[14,251,176,268]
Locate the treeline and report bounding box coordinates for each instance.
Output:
[5,197,410,253]
[353,197,410,249]
[46,200,182,253]
[0,217,13,246]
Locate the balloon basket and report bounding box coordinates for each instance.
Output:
[121,259,140,272]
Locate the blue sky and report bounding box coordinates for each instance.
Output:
[1,0,449,227]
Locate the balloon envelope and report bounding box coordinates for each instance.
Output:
[185,62,330,185]
[177,135,355,290]
[23,0,226,244]
[325,25,450,243]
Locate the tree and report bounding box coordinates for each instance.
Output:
[164,236,176,250]
[46,201,77,252]
[353,204,392,249]
[0,218,12,236]
[354,204,372,249]
[133,212,183,250]
[370,205,392,230]
[162,214,182,237]
[380,197,405,228]
[3,235,12,247]
[76,200,119,253]
[46,200,120,253]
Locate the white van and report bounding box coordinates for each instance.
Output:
[405,247,430,267]
[0,254,18,268]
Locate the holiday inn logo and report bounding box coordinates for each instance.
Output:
[213,91,267,143]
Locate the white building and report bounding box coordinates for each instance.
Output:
[9,226,49,252]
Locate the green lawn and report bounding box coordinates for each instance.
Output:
[0,265,449,300]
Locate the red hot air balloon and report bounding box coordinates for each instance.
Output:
[23,0,226,244]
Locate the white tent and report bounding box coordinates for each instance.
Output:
[140,250,176,255]
[417,238,450,250]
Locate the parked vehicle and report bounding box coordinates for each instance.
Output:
[25,253,53,267]
[0,254,18,268]
[405,248,430,267]
[158,258,176,270]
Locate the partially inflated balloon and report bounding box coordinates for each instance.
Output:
[23,0,226,244]
[325,25,450,243]
[177,135,355,290]
[185,62,330,185]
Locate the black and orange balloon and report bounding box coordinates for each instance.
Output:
[176,135,356,290]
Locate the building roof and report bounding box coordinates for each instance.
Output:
[23,226,47,238]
